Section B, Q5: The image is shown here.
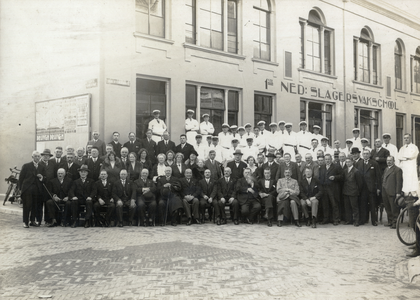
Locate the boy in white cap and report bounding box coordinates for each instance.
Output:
[218,123,232,149]
[296,121,313,157]
[312,125,324,144]
[350,128,362,150]
[244,123,255,139]
[148,110,167,143]
[283,122,297,161]
[382,133,398,161]
[185,109,199,141]
[199,113,214,141]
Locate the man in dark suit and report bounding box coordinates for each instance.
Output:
[257,152,278,180]
[171,157,187,178]
[110,131,123,158]
[39,149,55,225]
[301,153,320,179]
[382,156,403,228]
[336,152,348,222]
[216,167,239,224]
[180,169,201,225]
[62,153,80,181]
[319,154,343,225]
[276,153,301,182]
[226,149,247,181]
[156,130,176,156]
[18,151,47,228]
[92,170,115,227]
[299,168,322,228]
[257,168,277,226]
[50,147,67,176]
[112,169,136,227]
[198,169,218,224]
[123,132,142,155]
[343,157,363,226]
[45,168,73,227]
[235,169,261,224]
[120,147,129,170]
[74,147,88,166]
[356,149,382,226]
[204,150,222,181]
[371,138,390,174]
[134,168,157,226]
[157,167,184,226]
[140,129,158,164]
[295,154,305,174]
[175,134,195,163]
[68,165,94,228]
[87,131,106,157]
[86,147,103,181]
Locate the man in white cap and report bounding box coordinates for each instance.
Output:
[361,138,372,154]
[267,122,280,151]
[230,125,239,139]
[242,137,259,162]
[185,109,199,141]
[199,113,214,141]
[148,110,167,143]
[237,126,247,148]
[194,134,209,160]
[296,121,313,157]
[253,126,266,153]
[218,123,232,149]
[276,121,286,151]
[244,123,255,139]
[382,133,398,161]
[343,139,353,157]
[209,136,225,164]
[320,137,334,156]
[257,120,270,137]
[283,123,297,161]
[224,138,241,163]
[312,125,324,144]
[350,128,362,150]
[398,133,419,195]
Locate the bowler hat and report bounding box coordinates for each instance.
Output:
[77,165,90,172]
[41,149,54,157]
[265,153,275,158]
[233,149,243,156]
[350,147,361,154]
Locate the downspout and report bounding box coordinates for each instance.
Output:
[342,0,347,139]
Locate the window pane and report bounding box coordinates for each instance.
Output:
[136,11,149,34]
[253,42,260,58]
[200,29,211,48]
[200,9,211,28]
[324,31,331,75]
[150,0,164,17]
[211,13,222,32]
[260,43,270,60]
[211,30,223,50]
[228,91,239,110]
[136,0,149,12]
[186,85,197,107]
[150,15,164,37]
[395,53,402,90]
[211,0,222,14]
[300,101,306,121]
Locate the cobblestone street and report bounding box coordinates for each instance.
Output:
[0,209,419,300]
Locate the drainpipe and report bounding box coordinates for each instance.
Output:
[343,0,347,140]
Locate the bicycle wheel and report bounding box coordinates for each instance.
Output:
[396,207,416,246]
[3,184,13,205]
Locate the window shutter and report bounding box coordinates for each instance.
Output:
[285,51,292,78]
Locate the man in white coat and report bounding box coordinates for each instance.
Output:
[199,113,214,141]
[185,109,199,141]
[382,133,399,163]
[398,133,419,195]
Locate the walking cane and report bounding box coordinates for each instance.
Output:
[42,183,61,210]
[164,190,171,226]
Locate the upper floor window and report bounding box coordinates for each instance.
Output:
[299,9,334,75]
[354,27,380,85]
[184,0,238,54]
[136,0,165,38]
[394,40,404,90]
[252,0,271,60]
[411,46,420,94]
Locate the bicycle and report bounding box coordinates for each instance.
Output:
[396,195,417,246]
[3,167,22,206]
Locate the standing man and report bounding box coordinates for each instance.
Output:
[63,153,80,181]
[199,113,215,141]
[343,157,363,226]
[140,129,157,164]
[175,134,195,163]
[253,127,266,154]
[19,151,47,228]
[296,121,312,158]
[185,109,199,141]
[86,147,103,181]
[87,131,106,157]
[398,133,419,195]
[350,128,362,150]
[276,169,301,227]
[276,153,300,182]
[242,138,259,162]
[218,123,232,149]
[120,147,129,169]
[343,139,354,157]
[124,132,142,155]
[283,123,298,161]
[361,138,372,153]
[113,169,136,227]
[110,131,123,158]
[311,125,324,144]
[204,150,222,181]
[193,134,209,160]
[226,149,247,181]
[148,109,167,143]
[156,130,176,156]
[382,133,399,161]
[371,138,390,174]
[51,146,66,177]
[320,137,334,156]
[39,149,55,225]
[382,156,403,228]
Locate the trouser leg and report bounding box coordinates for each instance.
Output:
[182,199,192,219]
[350,196,359,224]
[22,193,32,224]
[213,200,221,219]
[359,188,369,224]
[311,199,319,219]
[382,190,393,225]
[46,199,57,220]
[230,199,239,220]
[290,200,299,220]
[368,192,377,224]
[158,199,167,223]
[199,199,207,217]
[300,200,309,218]
[191,198,199,219]
[344,195,352,223]
[106,203,115,223]
[241,202,250,219]
[116,202,123,223]
[137,198,146,221]
[249,200,261,221]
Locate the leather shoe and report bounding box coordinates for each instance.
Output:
[267,220,272,227]
[171,222,177,226]
[23,223,29,228]
[345,222,352,225]
[306,219,311,226]
[406,249,420,257]
[48,222,56,228]
[391,224,396,229]
[295,221,301,227]
[333,221,338,226]
[312,218,317,228]
[277,221,283,227]
[354,222,359,227]
[245,218,252,225]
[195,219,201,225]
[29,222,39,227]
[221,219,227,225]
[216,219,221,226]
[186,219,192,226]
[84,222,90,228]
[384,223,391,227]
[234,220,239,225]
[71,222,77,228]
[372,222,378,226]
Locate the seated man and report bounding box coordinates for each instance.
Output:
[257,168,277,227]
[134,168,157,226]
[216,167,239,224]
[198,169,218,224]
[235,168,261,224]
[92,170,115,227]
[180,169,201,225]
[157,167,184,226]
[276,168,301,227]
[68,165,94,228]
[299,168,322,228]
[112,169,136,227]
[45,168,73,227]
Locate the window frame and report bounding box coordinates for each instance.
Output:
[254,93,273,125]
[411,47,420,94]
[354,107,381,148]
[353,28,381,86]
[136,0,166,38]
[252,1,271,61]
[394,40,405,91]
[300,99,334,142]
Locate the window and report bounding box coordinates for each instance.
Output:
[185,85,240,134]
[354,27,380,85]
[396,114,405,149]
[185,0,238,54]
[354,108,380,147]
[136,0,165,38]
[300,100,333,142]
[411,46,420,94]
[395,40,404,90]
[254,94,272,125]
[253,0,271,60]
[299,9,334,75]
[412,116,420,151]
[136,78,167,138]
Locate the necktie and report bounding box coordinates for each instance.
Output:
[102,181,106,186]
[34,162,38,169]
[226,178,229,183]
[165,141,168,145]
[122,180,125,186]
[68,163,71,169]
[45,161,48,166]
[157,119,160,124]
[57,158,60,164]
[93,158,96,163]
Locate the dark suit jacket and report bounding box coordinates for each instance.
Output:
[87,139,106,156]
[343,167,363,197]
[18,161,47,195]
[318,164,342,187]
[174,143,195,162]
[112,180,135,202]
[39,160,56,182]
[49,157,66,178]
[217,177,236,199]
[134,178,156,200]
[127,162,143,182]
[62,162,80,181]
[156,140,176,156]
[140,139,157,163]
[171,163,187,178]
[257,178,277,196]
[123,140,142,155]
[371,147,390,173]
[382,165,403,196]
[299,177,323,200]
[226,160,248,181]
[258,162,279,181]
[74,156,87,166]
[300,161,320,179]
[110,141,123,158]
[198,178,218,199]
[157,176,182,199]
[356,159,382,193]
[235,177,259,205]
[69,177,94,201]
[92,180,113,204]
[86,157,103,181]
[180,178,201,198]
[47,177,73,199]
[276,161,301,182]
[204,159,222,181]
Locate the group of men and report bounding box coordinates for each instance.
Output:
[18,114,420,256]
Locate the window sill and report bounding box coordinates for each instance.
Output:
[394,89,408,94]
[251,58,279,66]
[410,92,420,97]
[133,32,174,45]
[352,80,383,89]
[298,68,338,79]
[183,43,246,60]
